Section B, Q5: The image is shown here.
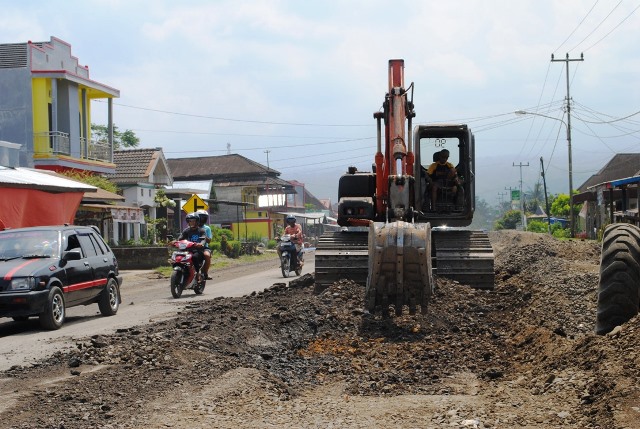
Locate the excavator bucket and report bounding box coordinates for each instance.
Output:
[366,221,434,315]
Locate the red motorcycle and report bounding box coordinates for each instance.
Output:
[168,240,206,298]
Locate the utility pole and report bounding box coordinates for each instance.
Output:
[264,149,271,170]
[513,162,529,230]
[498,191,507,210]
[540,157,551,235]
[551,52,583,237]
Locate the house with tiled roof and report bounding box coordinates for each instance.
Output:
[167,154,302,240]
[104,148,173,244]
[574,153,640,238]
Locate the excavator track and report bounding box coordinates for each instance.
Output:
[314,226,495,299]
[431,229,495,289]
[314,230,369,293]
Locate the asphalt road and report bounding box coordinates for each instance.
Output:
[0,253,315,371]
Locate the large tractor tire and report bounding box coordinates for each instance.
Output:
[595,223,640,335]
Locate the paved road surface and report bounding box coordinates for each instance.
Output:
[0,253,315,371]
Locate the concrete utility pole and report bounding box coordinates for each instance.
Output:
[551,52,583,238]
[264,150,271,169]
[540,157,552,235]
[513,162,529,230]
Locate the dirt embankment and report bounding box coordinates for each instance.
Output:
[1,230,639,429]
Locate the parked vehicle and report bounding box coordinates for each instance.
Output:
[0,225,122,330]
[278,234,303,278]
[169,239,206,298]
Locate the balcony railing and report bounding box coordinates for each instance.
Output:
[81,137,111,162]
[33,131,70,156]
[33,133,112,163]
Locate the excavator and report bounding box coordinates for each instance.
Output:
[315,59,495,315]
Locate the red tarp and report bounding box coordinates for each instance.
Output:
[0,188,83,229]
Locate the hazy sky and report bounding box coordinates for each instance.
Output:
[2,0,639,205]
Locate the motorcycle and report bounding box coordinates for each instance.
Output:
[277,234,303,278]
[168,240,206,298]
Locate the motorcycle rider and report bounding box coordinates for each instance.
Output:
[175,213,207,277]
[196,209,213,280]
[282,214,304,267]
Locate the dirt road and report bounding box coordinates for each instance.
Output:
[1,231,639,428]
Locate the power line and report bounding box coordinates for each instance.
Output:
[94,99,370,127]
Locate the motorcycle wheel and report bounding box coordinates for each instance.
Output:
[295,253,304,276]
[281,256,290,278]
[194,276,206,295]
[170,270,184,298]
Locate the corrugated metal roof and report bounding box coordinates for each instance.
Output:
[0,166,97,193]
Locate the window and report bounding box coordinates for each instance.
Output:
[78,234,98,257]
[149,189,152,197]
[141,189,144,197]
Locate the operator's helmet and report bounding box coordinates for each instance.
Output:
[196,209,209,226]
[185,213,199,226]
[286,215,296,225]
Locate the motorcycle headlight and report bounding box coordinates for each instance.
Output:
[10,277,37,291]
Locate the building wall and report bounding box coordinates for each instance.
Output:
[0,66,33,167]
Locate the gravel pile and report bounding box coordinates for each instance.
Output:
[2,230,639,429]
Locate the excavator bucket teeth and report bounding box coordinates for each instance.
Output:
[366,221,434,315]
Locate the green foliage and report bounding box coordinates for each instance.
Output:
[211,225,233,242]
[551,222,571,239]
[59,170,119,194]
[267,239,277,249]
[527,219,549,233]
[226,240,242,258]
[91,123,140,149]
[550,194,570,218]
[154,189,176,207]
[494,210,521,230]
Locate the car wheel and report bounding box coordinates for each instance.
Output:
[98,278,120,316]
[39,286,65,330]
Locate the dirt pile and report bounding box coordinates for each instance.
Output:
[1,230,639,428]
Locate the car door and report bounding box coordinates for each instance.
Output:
[76,230,108,303]
[61,232,94,306]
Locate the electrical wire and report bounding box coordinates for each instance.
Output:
[568,0,623,52]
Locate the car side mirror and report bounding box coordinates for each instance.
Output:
[63,249,82,261]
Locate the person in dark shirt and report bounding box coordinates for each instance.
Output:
[426,149,461,210]
[176,212,207,272]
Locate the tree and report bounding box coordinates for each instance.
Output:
[494,210,521,230]
[470,197,498,230]
[550,193,570,218]
[91,123,140,149]
[60,170,119,194]
[525,182,546,214]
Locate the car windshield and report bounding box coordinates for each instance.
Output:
[0,230,60,259]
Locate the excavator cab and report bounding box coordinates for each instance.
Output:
[413,124,475,227]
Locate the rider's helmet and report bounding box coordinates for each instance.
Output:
[185,213,199,227]
[196,210,209,226]
[286,215,296,226]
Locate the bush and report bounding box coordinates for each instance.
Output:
[551,223,571,239]
[267,239,277,249]
[527,220,549,233]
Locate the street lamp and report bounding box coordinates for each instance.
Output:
[514,110,575,237]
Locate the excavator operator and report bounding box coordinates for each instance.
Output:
[426,149,461,211]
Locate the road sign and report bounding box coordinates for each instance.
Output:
[182,194,209,214]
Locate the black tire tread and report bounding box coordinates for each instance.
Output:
[595,224,640,335]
